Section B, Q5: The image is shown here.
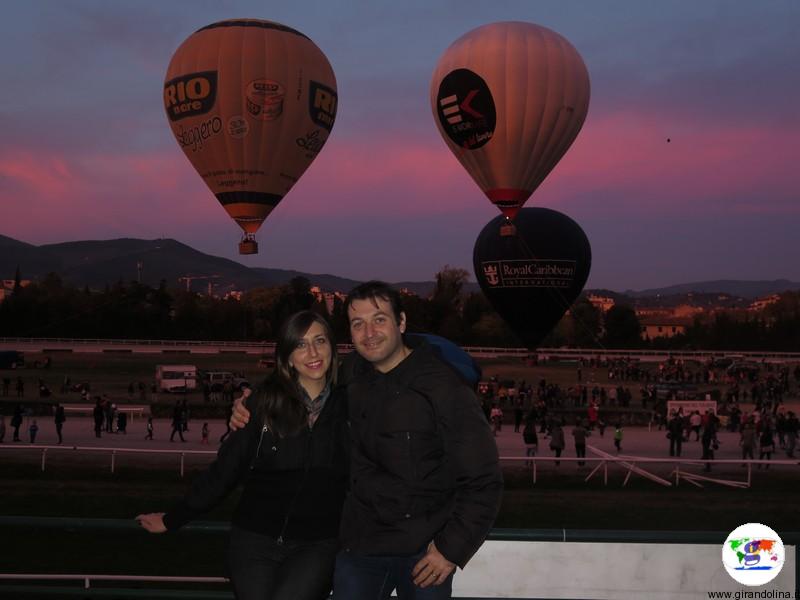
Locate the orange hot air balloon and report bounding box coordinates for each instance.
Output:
[430,22,590,220]
[164,19,337,254]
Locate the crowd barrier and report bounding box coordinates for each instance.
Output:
[0,517,796,599]
[3,444,799,486]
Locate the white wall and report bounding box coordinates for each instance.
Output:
[454,540,796,599]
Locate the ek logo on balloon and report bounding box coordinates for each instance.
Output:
[436,69,495,150]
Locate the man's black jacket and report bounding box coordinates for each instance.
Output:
[339,340,503,568]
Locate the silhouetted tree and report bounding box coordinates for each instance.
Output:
[602,305,641,348]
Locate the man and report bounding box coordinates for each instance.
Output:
[231,281,503,599]
[54,402,66,444]
[667,411,684,457]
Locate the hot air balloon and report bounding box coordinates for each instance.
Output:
[473,208,591,349]
[431,22,590,220]
[164,19,337,254]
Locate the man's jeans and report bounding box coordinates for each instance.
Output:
[333,548,454,600]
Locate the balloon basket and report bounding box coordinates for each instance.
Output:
[499,222,517,237]
[238,237,258,255]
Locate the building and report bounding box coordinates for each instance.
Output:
[587,294,615,313]
[748,294,781,312]
[639,317,692,340]
[0,279,32,303]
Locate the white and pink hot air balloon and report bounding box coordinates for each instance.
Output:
[431,21,590,220]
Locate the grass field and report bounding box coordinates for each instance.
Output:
[2,350,753,408]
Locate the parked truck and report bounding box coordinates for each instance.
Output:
[155,364,197,393]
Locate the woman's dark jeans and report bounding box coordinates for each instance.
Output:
[228,526,338,600]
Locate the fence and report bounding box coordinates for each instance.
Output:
[3,443,799,486]
[3,336,800,362]
[0,517,796,599]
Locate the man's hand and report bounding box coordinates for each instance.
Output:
[229,388,252,430]
[411,541,456,588]
[135,512,167,533]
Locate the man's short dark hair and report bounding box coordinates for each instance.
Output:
[344,281,404,324]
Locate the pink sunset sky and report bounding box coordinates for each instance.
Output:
[1,1,798,290]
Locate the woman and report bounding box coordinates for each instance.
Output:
[137,311,349,600]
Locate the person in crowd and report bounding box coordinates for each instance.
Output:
[667,412,683,457]
[549,420,565,466]
[11,404,24,441]
[29,419,39,443]
[613,423,624,453]
[93,398,104,439]
[701,414,719,472]
[758,425,775,469]
[689,411,702,441]
[784,411,798,458]
[513,398,524,433]
[490,403,503,436]
[522,412,538,467]
[572,419,588,467]
[138,311,349,600]
[169,401,186,442]
[117,411,128,434]
[740,417,757,466]
[54,402,66,444]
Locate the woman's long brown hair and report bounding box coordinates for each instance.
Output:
[257,310,337,437]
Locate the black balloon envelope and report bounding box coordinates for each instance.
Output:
[473,208,592,349]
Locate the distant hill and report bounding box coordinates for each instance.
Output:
[0,234,446,294]
[623,280,800,299]
[249,267,362,293]
[2,233,797,299]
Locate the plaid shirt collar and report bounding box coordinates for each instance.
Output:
[300,381,331,428]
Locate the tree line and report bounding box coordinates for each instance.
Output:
[1,268,798,350]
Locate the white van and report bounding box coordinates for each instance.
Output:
[155,365,198,393]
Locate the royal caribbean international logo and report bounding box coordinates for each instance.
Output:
[722,523,785,586]
[480,259,576,289]
[482,262,500,286]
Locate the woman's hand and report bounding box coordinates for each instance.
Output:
[136,512,167,533]
[230,388,252,430]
